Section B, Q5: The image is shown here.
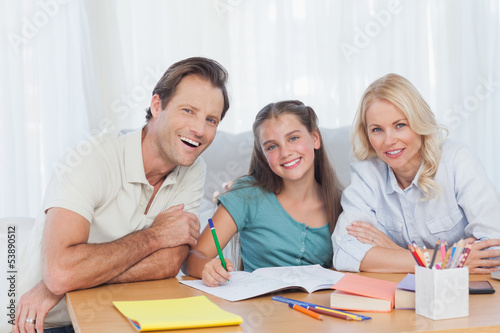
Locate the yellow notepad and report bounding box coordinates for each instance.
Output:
[113,295,243,331]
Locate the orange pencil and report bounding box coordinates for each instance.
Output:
[408,244,425,267]
[289,304,324,321]
[413,242,427,268]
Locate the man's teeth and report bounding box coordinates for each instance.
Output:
[283,158,300,167]
[387,149,403,155]
[180,136,200,147]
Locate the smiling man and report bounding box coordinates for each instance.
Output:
[13,57,230,333]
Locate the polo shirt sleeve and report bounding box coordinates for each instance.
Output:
[44,137,116,224]
[332,162,379,272]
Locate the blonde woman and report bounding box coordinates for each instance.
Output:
[332,73,500,274]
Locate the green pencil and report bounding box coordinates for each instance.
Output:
[208,219,227,270]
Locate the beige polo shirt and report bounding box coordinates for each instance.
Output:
[18,128,206,328]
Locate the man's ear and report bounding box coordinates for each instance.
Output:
[150,94,162,118]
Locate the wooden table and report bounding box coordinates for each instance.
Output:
[66,273,500,333]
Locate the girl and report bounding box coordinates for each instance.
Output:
[183,100,343,286]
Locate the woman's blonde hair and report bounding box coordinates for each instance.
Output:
[351,73,447,200]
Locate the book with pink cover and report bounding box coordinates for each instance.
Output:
[330,273,398,312]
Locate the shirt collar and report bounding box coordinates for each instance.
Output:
[124,127,181,187]
[385,162,424,196]
[125,127,148,184]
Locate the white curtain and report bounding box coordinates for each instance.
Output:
[1,0,499,218]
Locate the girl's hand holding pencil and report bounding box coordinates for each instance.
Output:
[202,257,234,287]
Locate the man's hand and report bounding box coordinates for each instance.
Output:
[13,280,63,333]
[149,204,201,249]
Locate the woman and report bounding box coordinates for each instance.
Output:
[183,100,343,286]
[332,73,500,274]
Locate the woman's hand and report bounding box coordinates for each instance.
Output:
[464,238,500,274]
[201,258,234,287]
[347,221,403,250]
[13,280,63,333]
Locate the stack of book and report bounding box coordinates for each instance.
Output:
[394,274,415,310]
[330,273,398,312]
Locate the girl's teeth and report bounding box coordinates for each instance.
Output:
[283,158,300,167]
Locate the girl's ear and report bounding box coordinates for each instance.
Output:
[312,129,321,149]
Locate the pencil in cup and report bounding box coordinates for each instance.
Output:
[440,240,447,261]
[457,243,472,268]
[413,241,427,268]
[408,244,425,267]
[441,247,452,269]
[429,239,440,269]
[422,246,430,267]
[208,219,227,270]
[289,304,324,320]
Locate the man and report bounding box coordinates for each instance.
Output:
[13,57,230,333]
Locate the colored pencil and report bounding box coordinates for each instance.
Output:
[441,247,452,270]
[208,219,227,270]
[408,244,425,267]
[271,296,370,321]
[306,306,353,321]
[289,304,324,320]
[422,246,430,267]
[440,240,447,261]
[314,306,361,321]
[457,243,472,268]
[413,242,427,268]
[429,239,440,269]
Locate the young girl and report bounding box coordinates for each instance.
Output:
[183,100,343,286]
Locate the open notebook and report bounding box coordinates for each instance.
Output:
[180,265,345,301]
[113,296,243,331]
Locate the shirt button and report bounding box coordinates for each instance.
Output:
[296,258,301,263]
[302,232,306,236]
[301,248,305,252]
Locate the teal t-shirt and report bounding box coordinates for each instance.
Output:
[218,176,333,272]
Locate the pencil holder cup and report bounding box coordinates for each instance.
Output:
[415,266,469,320]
